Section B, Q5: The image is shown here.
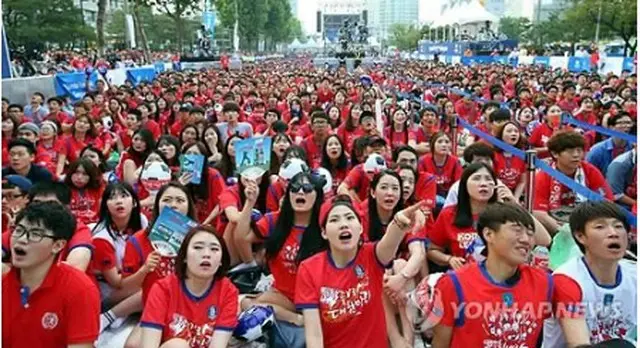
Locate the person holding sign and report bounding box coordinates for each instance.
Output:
[295,195,426,348]
[180,142,225,225]
[121,182,198,347]
[239,172,325,326]
[140,225,238,348]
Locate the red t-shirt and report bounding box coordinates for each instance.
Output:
[336,124,362,155]
[69,186,104,225]
[359,201,427,253]
[140,274,238,346]
[35,139,65,176]
[573,110,599,125]
[427,205,478,258]
[533,161,614,211]
[115,151,143,182]
[384,126,410,150]
[455,99,480,125]
[295,243,388,348]
[2,262,100,347]
[317,88,335,104]
[558,98,579,113]
[143,119,162,139]
[434,263,583,347]
[493,152,526,191]
[418,154,462,197]
[266,179,286,213]
[300,135,326,168]
[122,230,175,303]
[255,212,305,301]
[415,172,437,209]
[45,111,73,127]
[409,127,436,147]
[343,164,373,202]
[62,134,104,165]
[193,168,226,225]
[529,123,556,158]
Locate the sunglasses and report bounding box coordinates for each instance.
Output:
[290,182,314,194]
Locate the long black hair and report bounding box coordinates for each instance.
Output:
[156,134,181,167]
[92,183,143,240]
[269,132,292,176]
[367,169,404,242]
[182,142,211,201]
[217,134,244,178]
[320,134,349,172]
[238,170,271,213]
[129,128,155,164]
[264,172,324,264]
[455,162,498,228]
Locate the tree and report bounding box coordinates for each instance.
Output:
[288,17,306,43]
[147,0,201,53]
[3,0,96,52]
[214,0,268,51]
[263,0,293,50]
[499,17,531,40]
[388,23,421,51]
[133,0,151,61]
[96,0,107,55]
[565,0,636,55]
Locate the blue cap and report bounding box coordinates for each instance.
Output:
[4,175,33,193]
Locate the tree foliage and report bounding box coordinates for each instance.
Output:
[3,0,96,51]
[146,0,201,53]
[388,24,422,51]
[499,17,531,40]
[214,0,297,51]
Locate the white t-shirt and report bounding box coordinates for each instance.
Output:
[543,257,637,347]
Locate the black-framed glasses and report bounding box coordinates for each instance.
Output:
[290,182,314,194]
[11,227,57,243]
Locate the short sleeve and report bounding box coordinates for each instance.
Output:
[140,280,170,330]
[343,166,363,190]
[254,213,275,239]
[67,223,93,253]
[65,275,100,344]
[216,280,239,331]
[408,129,419,142]
[92,239,116,272]
[208,168,226,207]
[219,187,240,211]
[529,126,542,147]
[433,275,457,327]
[586,165,614,200]
[427,210,449,249]
[266,183,281,213]
[122,238,143,276]
[551,274,584,319]
[533,172,551,211]
[294,260,320,310]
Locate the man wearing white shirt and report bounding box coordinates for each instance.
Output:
[543,201,637,347]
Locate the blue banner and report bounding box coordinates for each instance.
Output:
[203,11,216,37]
[418,42,464,56]
[2,25,12,79]
[153,62,165,74]
[461,56,512,66]
[533,56,550,67]
[54,72,98,102]
[126,67,156,86]
[567,56,590,72]
[622,57,635,72]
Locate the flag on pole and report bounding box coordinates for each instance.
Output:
[2,25,13,79]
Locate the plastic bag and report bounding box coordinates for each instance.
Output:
[549,223,583,271]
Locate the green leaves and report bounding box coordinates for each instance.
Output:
[498,17,531,40]
[388,24,424,51]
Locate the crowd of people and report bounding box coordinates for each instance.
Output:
[1,57,637,348]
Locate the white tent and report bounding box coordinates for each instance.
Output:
[431,0,498,27]
[289,38,304,49]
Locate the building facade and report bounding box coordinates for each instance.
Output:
[368,0,419,40]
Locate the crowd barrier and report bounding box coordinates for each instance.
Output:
[422,55,635,75]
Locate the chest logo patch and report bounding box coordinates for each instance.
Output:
[41,312,59,330]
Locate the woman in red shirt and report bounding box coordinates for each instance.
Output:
[202,124,224,167]
[320,135,351,195]
[359,170,427,347]
[573,96,598,125]
[384,108,411,151]
[427,163,498,270]
[268,132,293,181]
[35,120,64,176]
[64,158,105,225]
[57,114,104,177]
[91,183,147,332]
[121,182,198,347]
[418,132,462,201]
[2,113,19,167]
[181,142,226,225]
[117,129,155,186]
[529,104,563,158]
[295,195,424,348]
[156,135,181,172]
[493,121,527,201]
[140,225,238,348]
[240,172,324,326]
[327,105,342,130]
[179,124,200,149]
[336,103,363,154]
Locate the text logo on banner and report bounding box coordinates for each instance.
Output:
[54,72,98,102]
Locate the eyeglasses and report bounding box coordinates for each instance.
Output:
[290,182,314,194]
[11,227,57,243]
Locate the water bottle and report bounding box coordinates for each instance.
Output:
[531,246,550,272]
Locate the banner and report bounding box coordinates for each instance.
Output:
[149,207,199,257]
[153,62,165,74]
[126,67,156,86]
[533,56,550,67]
[54,72,98,102]
[203,11,216,36]
[235,136,272,179]
[567,56,590,72]
[623,57,635,72]
[2,25,12,79]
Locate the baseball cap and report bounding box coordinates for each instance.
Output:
[3,175,33,193]
[17,122,40,136]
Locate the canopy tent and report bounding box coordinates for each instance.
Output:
[288,38,304,49]
[431,0,498,27]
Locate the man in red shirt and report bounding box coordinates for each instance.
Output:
[431,202,590,347]
[300,111,331,168]
[45,97,73,133]
[533,131,614,235]
[317,77,335,105]
[2,201,100,347]
[557,83,579,113]
[454,94,480,125]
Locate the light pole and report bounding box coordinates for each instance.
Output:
[594,0,602,45]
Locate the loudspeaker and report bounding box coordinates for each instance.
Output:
[316,11,322,33]
[362,10,368,25]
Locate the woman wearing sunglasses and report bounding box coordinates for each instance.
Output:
[239,172,325,326]
[295,195,425,348]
